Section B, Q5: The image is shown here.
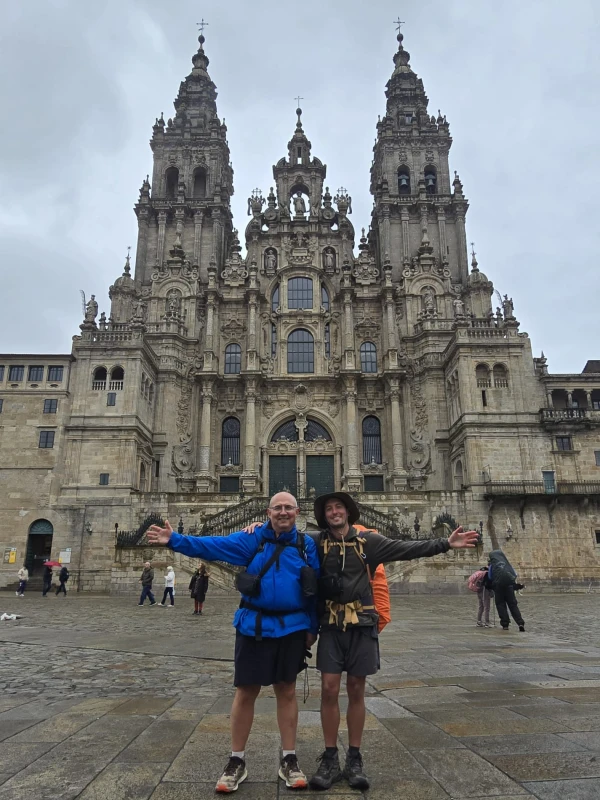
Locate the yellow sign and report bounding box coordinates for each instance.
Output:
[3,548,17,564]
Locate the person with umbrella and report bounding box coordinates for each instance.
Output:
[42,561,59,597]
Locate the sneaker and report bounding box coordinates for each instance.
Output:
[343,751,370,790]
[309,750,342,790]
[518,624,525,632]
[19,594,24,597]
[278,754,307,789]
[15,591,19,596]
[484,622,491,627]
[476,621,484,627]
[150,601,157,606]
[137,603,144,606]
[158,602,165,607]
[215,756,247,793]
[502,626,509,630]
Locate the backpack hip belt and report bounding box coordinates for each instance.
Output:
[239,599,304,641]
[326,598,375,631]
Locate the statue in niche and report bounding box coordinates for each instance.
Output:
[452,297,465,317]
[166,289,182,317]
[292,191,306,216]
[422,287,436,315]
[84,295,98,323]
[323,247,336,273]
[264,248,277,275]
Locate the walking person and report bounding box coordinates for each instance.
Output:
[42,564,52,597]
[147,491,320,793]
[16,565,28,596]
[55,565,70,596]
[189,564,209,615]
[468,566,492,627]
[159,565,176,606]
[488,550,525,631]
[138,561,157,606]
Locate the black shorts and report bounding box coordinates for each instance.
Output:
[234,629,307,687]
[317,626,380,677]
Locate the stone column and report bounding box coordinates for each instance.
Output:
[436,205,447,260]
[156,211,167,265]
[586,391,592,409]
[343,377,361,491]
[387,378,407,488]
[455,207,468,283]
[567,391,573,408]
[211,209,222,266]
[295,417,308,498]
[134,209,150,276]
[400,207,410,263]
[241,378,259,493]
[246,261,259,372]
[197,380,215,492]
[193,211,203,265]
[547,390,554,408]
[380,205,391,257]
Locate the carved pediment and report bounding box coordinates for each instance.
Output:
[355,319,381,341]
[221,318,247,338]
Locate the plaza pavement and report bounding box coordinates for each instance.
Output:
[1,590,600,799]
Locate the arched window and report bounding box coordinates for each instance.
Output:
[475,364,491,388]
[493,364,509,388]
[271,420,299,442]
[362,416,382,464]
[424,166,437,195]
[29,518,53,535]
[221,417,241,465]
[288,277,313,309]
[305,419,332,441]
[287,329,314,373]
[192,168,207,198]
[454,459,464,489]
[224,343,242,374]
[165,167,179,199]
[360,342,377,373]
[110,366,124,390]
[92,366,107,389]
[272,285,280,313]
[321,285,330,311]
[398,167,411,195]
[139,462,147,491]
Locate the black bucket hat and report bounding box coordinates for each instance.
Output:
[314,492,360,530]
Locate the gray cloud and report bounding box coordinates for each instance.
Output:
[1,0,597,372]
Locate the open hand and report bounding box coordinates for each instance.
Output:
[447,526,479,549]
[147,520,174,546]
[242,521,263,534]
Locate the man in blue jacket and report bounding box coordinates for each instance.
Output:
[147,491,320,793]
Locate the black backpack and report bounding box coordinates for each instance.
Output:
[488,550,517,588]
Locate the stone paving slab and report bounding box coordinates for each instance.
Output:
[2,593,600,798]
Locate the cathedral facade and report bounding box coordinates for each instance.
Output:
[1,32,599,592]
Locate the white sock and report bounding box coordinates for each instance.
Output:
[231,750,244,759]
[282,749,296,758]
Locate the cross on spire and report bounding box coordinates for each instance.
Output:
[394,18,405,34]
[470,241,476,258]
[196,18,209,34]
[295,95,303,109]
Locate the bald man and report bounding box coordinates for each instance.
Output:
[147,491,320,793]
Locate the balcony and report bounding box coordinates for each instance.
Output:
[109,381,124,390]
[484,480,600,499]
[92,381,106,390]
[540,408,600,428]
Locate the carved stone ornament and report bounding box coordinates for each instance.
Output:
[151,261,199,284]
[220,318,247,338]
[293,384,312,413]
[355,319,381,341]
[352,230,379,286]
[221,255,248,287]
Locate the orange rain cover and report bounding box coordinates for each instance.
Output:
[354,524,392,632]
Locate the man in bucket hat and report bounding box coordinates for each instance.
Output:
[309,491,478,790]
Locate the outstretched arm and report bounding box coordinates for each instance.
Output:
[147,520,259,566]
[366,527,479,568]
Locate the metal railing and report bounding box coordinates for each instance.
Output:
[484,480,600,497]
[116,513,165,547]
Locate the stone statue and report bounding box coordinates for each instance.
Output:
[422,288,436,314]
[264,248,277,274]
[495,307,503,325]
[452,297,465,317]
[502,294,515,319]
[85,295,98,323]
[293,192,306,216]
[323,248,335,272]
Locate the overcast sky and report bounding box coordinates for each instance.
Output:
[1,0,598,373]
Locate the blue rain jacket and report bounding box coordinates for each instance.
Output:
[167,521,320,637]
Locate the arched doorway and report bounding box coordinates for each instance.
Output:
[267,418,336,497]
[26,519,53,575]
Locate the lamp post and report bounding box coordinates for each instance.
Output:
[178,517,184,535]
[413,515,421,539]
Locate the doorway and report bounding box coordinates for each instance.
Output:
[306,455,335,496]
[269,456,297,497]
[26,519,53,575]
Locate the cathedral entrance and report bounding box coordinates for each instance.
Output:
[306,455,334,496]
[25,519,54,575]
[269,456,297,497]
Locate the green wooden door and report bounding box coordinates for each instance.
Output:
[269,456,297,497]
[306,455,335,497]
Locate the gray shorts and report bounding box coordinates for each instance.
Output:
[317,626,380,677]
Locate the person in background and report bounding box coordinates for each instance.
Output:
[488,550,525,632]
[159,565,176,607]
[138,561,156,606]
[189,563,209,615]
[476,566,492,627]
[55,565,70,596]
[42,564,52,597]
[16,565,28,597]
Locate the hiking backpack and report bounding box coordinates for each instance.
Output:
[467,569,487,593]
[488,550,517,588]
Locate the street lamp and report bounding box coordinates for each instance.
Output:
[413,515,421,538]
[178,517,184,534]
